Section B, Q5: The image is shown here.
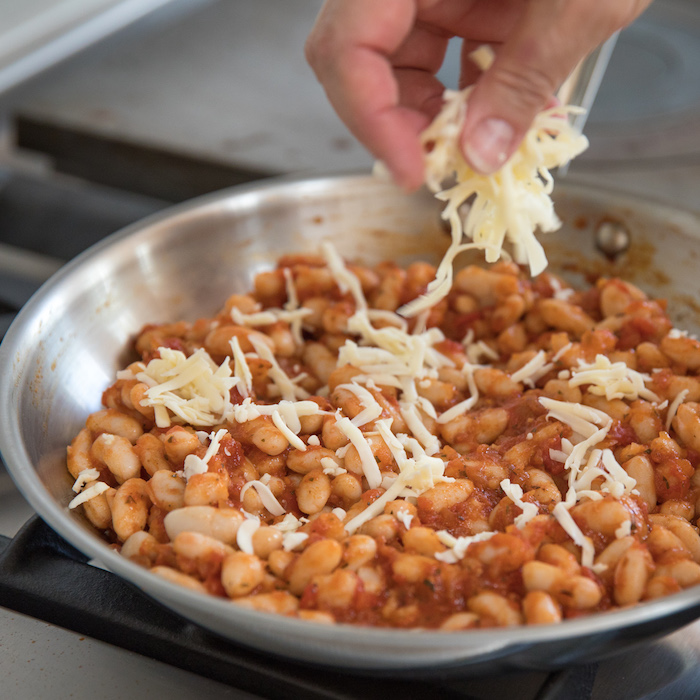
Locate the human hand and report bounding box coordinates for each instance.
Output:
[305,0,652,190]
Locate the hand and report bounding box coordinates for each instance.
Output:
[305,0,652,190]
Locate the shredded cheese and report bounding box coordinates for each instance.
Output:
[500,479,539,528]
[183,428,229,480]
[396,46,588,317]
[239,480,286,516]
[569,354,659,402]
[68,481,110,510]
[666,389,689,432]
[137,347,237,428]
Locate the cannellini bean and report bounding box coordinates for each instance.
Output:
[91,433,141,484]
[204,325,274,356]
[655,560,700,588]
[554,576,603,609]
[570,499,630,539]
[594,536,635,575]
[184,472,228,507]
[135,433,172,475]
[295,468,331,515]
[661,335,700,371]
[599,279,646,317]
[150,566,208,593]
[82,483,115,530]
[537,544,580,576]
[439,613,480,631]
[297,610,336,624]
[315,569,359,609]
[538,298,595,337]
[360,514,399,542]
[473,368,523,398]
[163,505,244,545]
[417,479,474,513]
[267,549,295,579]
[454,265,519,306]
[613,542,653,606]
[622,455,656,510]
[522,561,564,593]
[343,535,377,570]
[440,408,509,449]
[331,473,363,508]
[233,591,299,615]
[66,428,95,478]
[147,470,186,512]
[221,552,265,598]
[467,591,523,626]
[391,553,436,584]
[121,530,159,564]
[160,427,200,463]
[172,530,233,561]
[522,591,562,624]
[288,539,343,595]
[287,446,338,475]
[111,478,151,542]
[645,575,682,600]
[672,402,700,453]
[649,514,700,563]
[251,526,283,559]
[401,527,445,557]
[87,409,143,443]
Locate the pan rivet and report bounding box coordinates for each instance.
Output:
[595,220,630,259]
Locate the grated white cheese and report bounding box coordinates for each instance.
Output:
[434,530,497,564]
[321,456,346,476]
[334,415,382,489]
[248,336,309,401]
[396,46,588,317]
[183,428,229,481]
[500,479,539,528]
[137,347,237,428]
[239,480,286,516]
[236,516,260,554]
[68,481,110,510]
[509,350,553,387]
[666,388,689,432]
[72,468,100,493]
[569,354,659,402]
[614,520,632,539]
[230,336,253,397]
[321,241,367,310]
[552,502,603,572]
[336,382,384,428]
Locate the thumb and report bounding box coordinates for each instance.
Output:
[460,2,642,174]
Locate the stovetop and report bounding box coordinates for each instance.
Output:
[2,170,700,700]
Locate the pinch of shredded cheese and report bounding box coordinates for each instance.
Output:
[137,347,237,428]
[68,481,110,510]
[396,46,588,317]
[569,354,659,402]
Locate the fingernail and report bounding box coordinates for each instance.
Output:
[463,118,514,174]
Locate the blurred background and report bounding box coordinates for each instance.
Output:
[0,1,699,697]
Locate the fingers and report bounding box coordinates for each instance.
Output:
[461,0,653,173]
[307,0,444,190]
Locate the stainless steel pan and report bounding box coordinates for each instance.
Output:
[2,174,700,673]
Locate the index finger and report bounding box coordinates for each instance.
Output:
[306,0,443,190]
